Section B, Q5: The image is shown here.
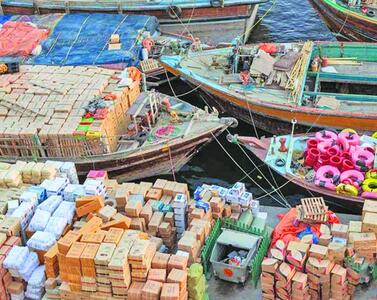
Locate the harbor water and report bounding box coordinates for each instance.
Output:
[152,0,356,213]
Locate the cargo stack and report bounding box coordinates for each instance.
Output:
[331,264,348,300]
[80,243,100,292]
[173,194,187,239]
[291,272,309,300]
[95,243,116,297]
[275,262,296,300]
[128,239,156,283]
[261,258,279,299]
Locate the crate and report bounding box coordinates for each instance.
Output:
[210,229,260,284]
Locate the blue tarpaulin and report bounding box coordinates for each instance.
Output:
[0,15,12,25]
[28,13,159,66]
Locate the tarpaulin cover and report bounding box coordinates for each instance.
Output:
[269,208,340,249]
[0,16,12,25]
[29,13,159,66]
[0,21,49,56]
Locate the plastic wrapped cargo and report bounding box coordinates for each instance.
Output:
[28,186,47,203]
[53,201,75,224]
[26,231,56,251]
[18,252,39,281]
[12,201,37,230]
[28,209,51,232]
[25,265,46,300]
[44,217,67,239]
[3,246,29,270]
[38,195,63,214]
[60,162,79,184]
[20,191,38,203]
[4,169,22,187]
[63,184,85,201]
[40,177,69,197]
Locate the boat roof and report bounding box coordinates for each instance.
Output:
[161,41,377,115]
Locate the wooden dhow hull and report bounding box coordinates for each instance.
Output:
[0,1,264,44]
[231,135,365,206]
[309,0,377,42]
[161,43,377,135]
[0,123,229,182]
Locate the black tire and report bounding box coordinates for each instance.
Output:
[167,5,182,19]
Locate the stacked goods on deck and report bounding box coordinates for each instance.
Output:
[0,65,140,157]
[261,199,377,300]
[0,163,213,300]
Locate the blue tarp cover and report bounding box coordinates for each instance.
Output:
[27,13,159,66]
[0,15,12,25]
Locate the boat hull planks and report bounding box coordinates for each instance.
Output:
[309,0,377,42]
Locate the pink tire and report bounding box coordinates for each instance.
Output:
[315,130,337,143]
[338,131,360,146]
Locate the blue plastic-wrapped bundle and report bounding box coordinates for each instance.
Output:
[29,13,159,66]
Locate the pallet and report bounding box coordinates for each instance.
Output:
[297,197,328,223]
[140,59,160,73]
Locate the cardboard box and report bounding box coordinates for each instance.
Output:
[362,212,377,234]
[309,244,328,259]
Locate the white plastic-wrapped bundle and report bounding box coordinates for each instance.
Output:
[18,252,39,281]
[4,169,22,187]
[40,177,69,197]
[0,162,11,170]
[38,195,63,214]
[41,164,57,181]
[44,217,67,239]
[31,162,44,184]
[3,246,29,270]
[22,161,36,183]
[25,265,45,300]
[84,178,106,196]
[26,231,56,251]
[20,191,38,203]
[28,209,51,232]
[63,184,85,201]
[60,162,79,184]
[53,201,75,224]
[0,170,7,187]
[12,201,37,230]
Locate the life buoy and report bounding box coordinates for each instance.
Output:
[327,145,340,157]
[128,66,142,82]
[371,132,377,139]
[167,5,182,19]
[340,128,357,134]
[366,9,375,18]
[352,149,374,170]
[306,138,318,149]
[142,37,155,52]
[337,136,350,152]
[315,165,340,191]
[361,191,377,199]
[338,131,360,146]
[318,141,331,154]
[315,130,337,143]
[360,143,375,154]
[340,169,364,188]
[210,0,223,7]
[336,183,358,196]
[341,159,354,172]
[366,169,377,179]
[362,178,377,193]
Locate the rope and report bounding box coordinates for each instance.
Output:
[198,90,289,206]
[167,144,176,181]
[337,14,349,36]
[210,131,290,208]
[164,69,203,97]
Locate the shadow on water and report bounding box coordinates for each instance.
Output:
[148,0,359,214]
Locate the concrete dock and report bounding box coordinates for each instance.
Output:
[207,205,377,300]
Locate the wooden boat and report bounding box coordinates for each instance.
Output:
[228,130,377,204]
[309,0,377,42]
[161,41,377,134]
[0,0,267,45]
[0,65,237,181]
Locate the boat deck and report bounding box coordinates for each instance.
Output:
[177,42,377,115]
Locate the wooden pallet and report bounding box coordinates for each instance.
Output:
[297,197,328,223]
[140,59,159,73]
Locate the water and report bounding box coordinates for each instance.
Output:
[152,0,357,213]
